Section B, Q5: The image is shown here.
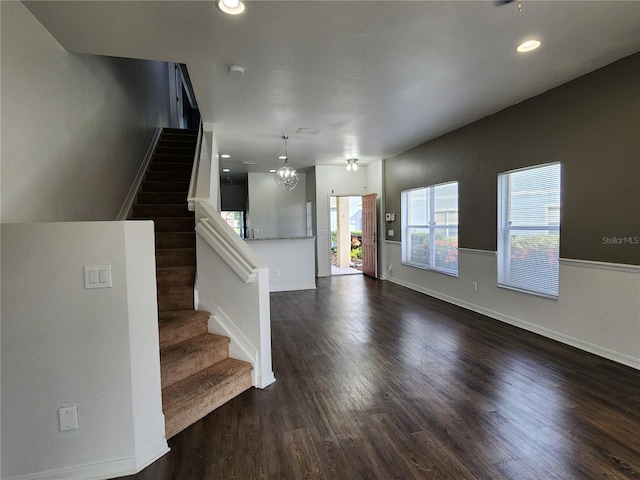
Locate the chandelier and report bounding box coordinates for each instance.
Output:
[275,135,299,191]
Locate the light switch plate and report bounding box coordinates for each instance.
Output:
[84,265,112,289]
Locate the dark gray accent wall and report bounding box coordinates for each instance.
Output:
[384,53,640,265]
[221,184,247,211]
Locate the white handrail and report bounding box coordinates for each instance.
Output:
[196,218,257,283]
[187,123,204,211]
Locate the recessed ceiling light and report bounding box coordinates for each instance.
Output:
[221,154,231,159]
[269,169,277,173]
[517,39,541,53]
[222,168,230,172]
[217,0,245,15]
[278,155,287,160]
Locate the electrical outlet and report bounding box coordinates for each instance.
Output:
[275,270,281,277]
[388,263,393,272]
[59,406,78,432]
[472,282,478,292]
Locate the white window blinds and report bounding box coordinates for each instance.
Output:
[401,182,458,275]
[498,163,561,298]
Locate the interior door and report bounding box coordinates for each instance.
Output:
[361,193,377,278]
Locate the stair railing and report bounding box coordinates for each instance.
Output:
[195,217,257,283]
[187,123,204,211]
[186,126,275,389]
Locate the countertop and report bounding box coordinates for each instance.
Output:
[244,236,316,241]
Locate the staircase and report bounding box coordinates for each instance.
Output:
[129,127,253,439]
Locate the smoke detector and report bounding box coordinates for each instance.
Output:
[229,65,245,76]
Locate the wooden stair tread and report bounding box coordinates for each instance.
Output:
[162,358,253,439]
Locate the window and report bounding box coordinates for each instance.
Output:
[498,163,561,298]
[220,211,244,237]
[401,182,459,275]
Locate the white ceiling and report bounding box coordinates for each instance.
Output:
[25,1,640,180]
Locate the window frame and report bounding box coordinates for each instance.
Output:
[220,210,245,238]
[401,181,459,276]
[497,162,561,299]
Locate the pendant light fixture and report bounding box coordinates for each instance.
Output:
[275,135,299,190]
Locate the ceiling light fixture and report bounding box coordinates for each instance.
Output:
[517,39,541,53]
[217,0,245,15]
[221,154,231,159]
[346,159,358,171]
[222,168,230,172]
[275,135,299,191]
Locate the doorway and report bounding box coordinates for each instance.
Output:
[330,194,376,277]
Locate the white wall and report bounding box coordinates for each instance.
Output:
[0,1,171,223]
[315,165,373,277]
[247,172,307,238]
[1,222,167,480]
[200,123,221,212]
[384,245,640,369]
[248,238,316,292]
[194,202,275,389]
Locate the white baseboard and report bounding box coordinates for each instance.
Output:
[133,439,171,473]
[386,276,640,370]
[209,308,277,389]
[270,283,316,292]
[255,371,277,389]
[3,439,169,480]
[117,128,162,220]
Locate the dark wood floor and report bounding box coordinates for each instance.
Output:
[123,275,640,480]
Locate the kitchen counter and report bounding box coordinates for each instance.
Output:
[245,236,316,292]
[245,236,315,241]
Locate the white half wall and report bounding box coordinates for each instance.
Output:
[247,238,316,292]
[384,243,640,369]
[194,202,275,389]
[198,123,221,212]
[247,172,307,238]
[0,2,171,223]
[1,222,167,480]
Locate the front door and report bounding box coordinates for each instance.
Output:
[361,193,377,278]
